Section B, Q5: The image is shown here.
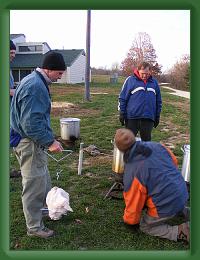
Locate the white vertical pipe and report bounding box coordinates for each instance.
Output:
[78,142,84,175]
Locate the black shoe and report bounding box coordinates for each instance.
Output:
[27,227,54,238]
[10,170,21,178]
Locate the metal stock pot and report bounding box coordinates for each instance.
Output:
[112,143,124,174]
[181,144,190,182]
[60,118,80,141]
[112,137,141,174]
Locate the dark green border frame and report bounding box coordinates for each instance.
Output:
[0,0,199,259]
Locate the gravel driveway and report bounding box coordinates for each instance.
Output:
[161,85,190,99]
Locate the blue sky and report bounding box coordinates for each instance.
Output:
[10,10,190,72]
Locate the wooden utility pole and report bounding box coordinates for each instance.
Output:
[85,10,91,101]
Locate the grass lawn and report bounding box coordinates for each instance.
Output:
[9,79,190,251]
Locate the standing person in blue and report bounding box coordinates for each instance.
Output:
[118,61,162,141]
[10,51,66,238]
[9,40,22,178]
[10,40,16,102]
[114,128,190,243]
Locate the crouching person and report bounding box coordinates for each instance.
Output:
[114,128,190,243]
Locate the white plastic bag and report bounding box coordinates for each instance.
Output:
[46,186,73,220]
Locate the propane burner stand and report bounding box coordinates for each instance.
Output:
[104,172,124,199]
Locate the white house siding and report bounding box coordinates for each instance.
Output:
[69,54,86,84]
[66,67,71,84]
[56,54,85,84]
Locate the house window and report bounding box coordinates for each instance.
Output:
[12,70,20,83]
[18,46,29,52]
[27,46,35,52]
[11,69,32,83]
[18,45,43,52]
[20,70,32,80]
[35,45,43,51]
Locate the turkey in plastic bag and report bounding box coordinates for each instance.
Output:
[46,186,73,220]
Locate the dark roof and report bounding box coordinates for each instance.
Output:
[55,49,85,66]
[11,53,44,68]
[10,34,26,39]
[11,49,85,69]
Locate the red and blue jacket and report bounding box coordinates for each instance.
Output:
[118,70,162,122]
[123,141,188,225]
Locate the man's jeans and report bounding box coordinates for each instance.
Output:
[14,138,51,231]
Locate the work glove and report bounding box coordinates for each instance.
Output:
[119,112,126,126]
[154,117,160,128]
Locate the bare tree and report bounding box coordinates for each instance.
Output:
[121,32,162,77]
[168,55,190,90]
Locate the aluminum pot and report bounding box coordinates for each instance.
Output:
[60,118,80,141]
[181,144,190,182]
[111,137,141,174]
[112,143,124,174]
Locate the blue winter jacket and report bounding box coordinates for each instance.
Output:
[118,74,162,121]
[123,141,188,224]
[10,71,54,147]
[10,69,15,103]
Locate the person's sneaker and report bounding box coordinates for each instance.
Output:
[182,206,190,221]
[177,206,190,221]
[27,227,54,238]
[178,222,190,243]
[41,207,49,216]
[10,170,21,178]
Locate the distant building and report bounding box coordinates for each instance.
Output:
[10,33,26,44]
[10,34,86,84]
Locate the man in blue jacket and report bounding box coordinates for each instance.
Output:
[10,40,16,102]
[9,40,22,178]
[118,62,162,141]
[114,128,190,243]
[10,51,66,238]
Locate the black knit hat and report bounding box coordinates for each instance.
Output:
[42,51,66,71]
[10,40,16,50]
